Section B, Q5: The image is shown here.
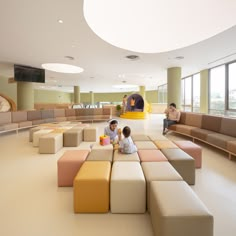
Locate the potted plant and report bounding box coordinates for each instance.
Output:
[116,104,122,116]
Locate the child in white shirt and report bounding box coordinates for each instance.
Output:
[119,126,137,154]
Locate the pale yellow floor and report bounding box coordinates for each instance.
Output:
[0,114,236,236]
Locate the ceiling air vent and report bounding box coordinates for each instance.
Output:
[125,55,140,60]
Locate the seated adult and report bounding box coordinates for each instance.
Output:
[104,119,121,143]
[163,103,181,135]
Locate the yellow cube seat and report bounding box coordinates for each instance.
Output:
[73,161,111,213]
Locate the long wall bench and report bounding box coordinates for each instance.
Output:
[168,112,236,160]
[0,107,112,134]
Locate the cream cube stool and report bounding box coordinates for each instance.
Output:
[135,141,158,150]
[131,134,150,141]
[141,162,183,211]
[39,133,63,154]
[63,128,83,147]
[57,150,89,187]
[173,140,202,168]
[138,149,168,162]
[154,140,178,149]
[29,126,43,142]
[83,127,97,141]
[113,150,140,162]
[77,141,96,151]
[74,161,111,213]
[150,181,213,236]
[161,148,195,185]
[110,162,146,213]
[86,149,113,162]
[91,143,113,150]
[33,129,53,147]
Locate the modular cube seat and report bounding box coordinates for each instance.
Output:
[138,149,168,162]
[57,150,89,187]
[33,129,53,147]
[110,162,146,213]
[91,143,113,150]
[63,128,83,147]
[39,133,63,154]
[173,140,202,168]
[83,127,97,142]
[74,161,111,213]
[134,141,158,150]
[29,126,43,142]
[86,149,113,162]
[161,148,195,185]
[154,140,178,149]
[131,134,151,141]
[150,181,213,236]
[113,150,140,162]
[141,162,183,211]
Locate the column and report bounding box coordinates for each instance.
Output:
[200,69,209,113]
[89,91,94,104]
[139,86,146,100]
[167,67,181,108]
[74,86,80,103]
[17,82,34,110]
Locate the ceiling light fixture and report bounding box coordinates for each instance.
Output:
[42,63,84,74]
[112,84,138,89]
[83,0,236,53]
[58,19,63,24]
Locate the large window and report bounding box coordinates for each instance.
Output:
[158,84,167,104]
[209,65,225,115]
[181,73,200,112]
[228,62,236,110]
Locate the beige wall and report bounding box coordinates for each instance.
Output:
[0,76,17,103]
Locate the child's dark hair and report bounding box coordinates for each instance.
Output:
[169,103,176,108]
[122,126,131,138]
[109,119,118,125]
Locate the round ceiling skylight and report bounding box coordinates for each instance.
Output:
[42,63,84,73]
[83,0,236,53]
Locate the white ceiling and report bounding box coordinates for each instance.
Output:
[0,0,236,93]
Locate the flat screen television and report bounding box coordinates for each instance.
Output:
[14,64,45,83]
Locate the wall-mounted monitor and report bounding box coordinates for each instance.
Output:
[14,64,45,83]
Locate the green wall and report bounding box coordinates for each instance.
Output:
[0,76,17,103]
[34,90,72,103]
[146,90,158,103]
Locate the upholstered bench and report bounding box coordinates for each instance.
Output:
[110,162,146,213]
[83,127,97,141]
[161,148,195,185]
[138,149,168,162]
[39,133,63,154]
[113,150,140,162]
[173,140,202,168]
[150,181,213,236]
[154,140,178,149]
[57,150,89,187]
[131,134,151,141]
[63,128,83,147]
[86,149,113,162]
[134,141,158,150]
[141,162,183,211]
[74,161,111,213]
[33,129,54,147]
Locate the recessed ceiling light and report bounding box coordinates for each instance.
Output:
[58,19,63,24]
[64,56,75,60]
[175,56,184,60]
[125,55,140,60]
[42,63,84,74]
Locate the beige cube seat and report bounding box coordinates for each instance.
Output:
[29,126,42,142]
[86,149,113,162]
[83,127,97,141]
[141,162,183,211]
[131,134,150,141]
[135,141,158,150]
[91,143,113,150]
[113,150,140,162]
[39,133,63,154]
[57,150,89,187]
[110,162,146,213]
[161,148,195,185]
[74,161,111,213]
[33,129,53,147]
[150,181,213,236]
[63,128,83,147]
[173,140,202,168]
[138,149,168,162]
[154,140,178,149]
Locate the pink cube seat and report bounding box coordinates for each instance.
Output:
[138,149,168,162]
[57,150,89,187]
[173,140,202,168]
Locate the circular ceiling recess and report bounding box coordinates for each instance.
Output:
[83,0,236,53]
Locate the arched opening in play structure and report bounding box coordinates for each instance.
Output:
[126,94,144,112]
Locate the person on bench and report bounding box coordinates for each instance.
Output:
[163,103,181,135]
